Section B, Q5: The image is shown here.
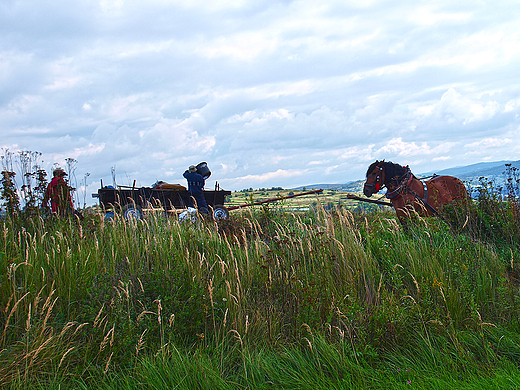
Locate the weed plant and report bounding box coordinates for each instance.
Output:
[1,174,520,388]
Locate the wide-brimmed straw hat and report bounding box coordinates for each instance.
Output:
[188,165,197,173]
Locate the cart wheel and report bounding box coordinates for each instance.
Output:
[104,211,115,221]
[122,204,142,220]
[212,205,229,220]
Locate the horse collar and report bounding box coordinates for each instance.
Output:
[386,186,403,200]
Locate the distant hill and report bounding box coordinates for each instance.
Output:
[425,161,512,177]
[293,180,365,193]
[430,160,520,184]
[293,160,520,193]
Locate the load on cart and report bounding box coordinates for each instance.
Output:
[92,162,232,220]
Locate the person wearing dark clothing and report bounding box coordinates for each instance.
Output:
[183,165,208,214]
[42,168,74,216]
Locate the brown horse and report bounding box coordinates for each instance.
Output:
[363,160,468,224]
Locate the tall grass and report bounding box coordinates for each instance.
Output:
[1,186,520,388]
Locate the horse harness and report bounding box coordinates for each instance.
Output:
[383,167,439,216]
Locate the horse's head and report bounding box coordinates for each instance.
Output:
[363,160,385,197]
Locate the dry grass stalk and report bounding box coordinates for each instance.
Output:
[135,329,148,357]
[1,291,30,346]
[73,323,89,336]
[216,254,228,276]
[137,311,157,322]
[228,329,244,350]
[137,277,145,293]
[401,295,417,304]
[27,336,53,372]
[301,323,312,335]
[155,299,162,326]
[39,296,58,339]
[103,352,113,374]
[409,272,420,296]
[99,324,115,352]
[303,337,313,352]
[25,303,32,333]
[59,322,76,338]
[93,304,105,328]
[58,347,75,369]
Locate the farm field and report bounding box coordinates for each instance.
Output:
[1,180,520,389]
[224,188,383,213]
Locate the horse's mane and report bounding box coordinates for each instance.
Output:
[366,160,409,186]
[384,161,408,183]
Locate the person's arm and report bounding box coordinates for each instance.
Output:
[68,187,74,209]
[59,178,74,209]
[42,189,49,207]
[42,181,52,207]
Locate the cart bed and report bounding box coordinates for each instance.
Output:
[93,186,231,218]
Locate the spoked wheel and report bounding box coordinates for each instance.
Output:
[122,204,143,220]
[104,211,115,221]
[212,205,230,221]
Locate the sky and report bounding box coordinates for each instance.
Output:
[1,0,520,205]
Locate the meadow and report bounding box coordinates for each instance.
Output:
[225,188,374,213]
[2,174,520,389]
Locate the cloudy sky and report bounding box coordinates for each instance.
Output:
[1,0,520,204]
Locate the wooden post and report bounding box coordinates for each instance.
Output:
[346,194,393,207]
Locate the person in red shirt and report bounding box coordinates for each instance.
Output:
[42,168,74,216]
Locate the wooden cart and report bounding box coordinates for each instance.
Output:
[92,184,231,220]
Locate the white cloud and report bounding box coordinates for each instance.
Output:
[379,138,457,160]
[411,5,472,26]
[380,138,430,156]
[465,138,512,149]
[432,156,451,162]
[437,88,501,124]
[195,32,278,61]
[226,168,307,187]
[52,143,105,163]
